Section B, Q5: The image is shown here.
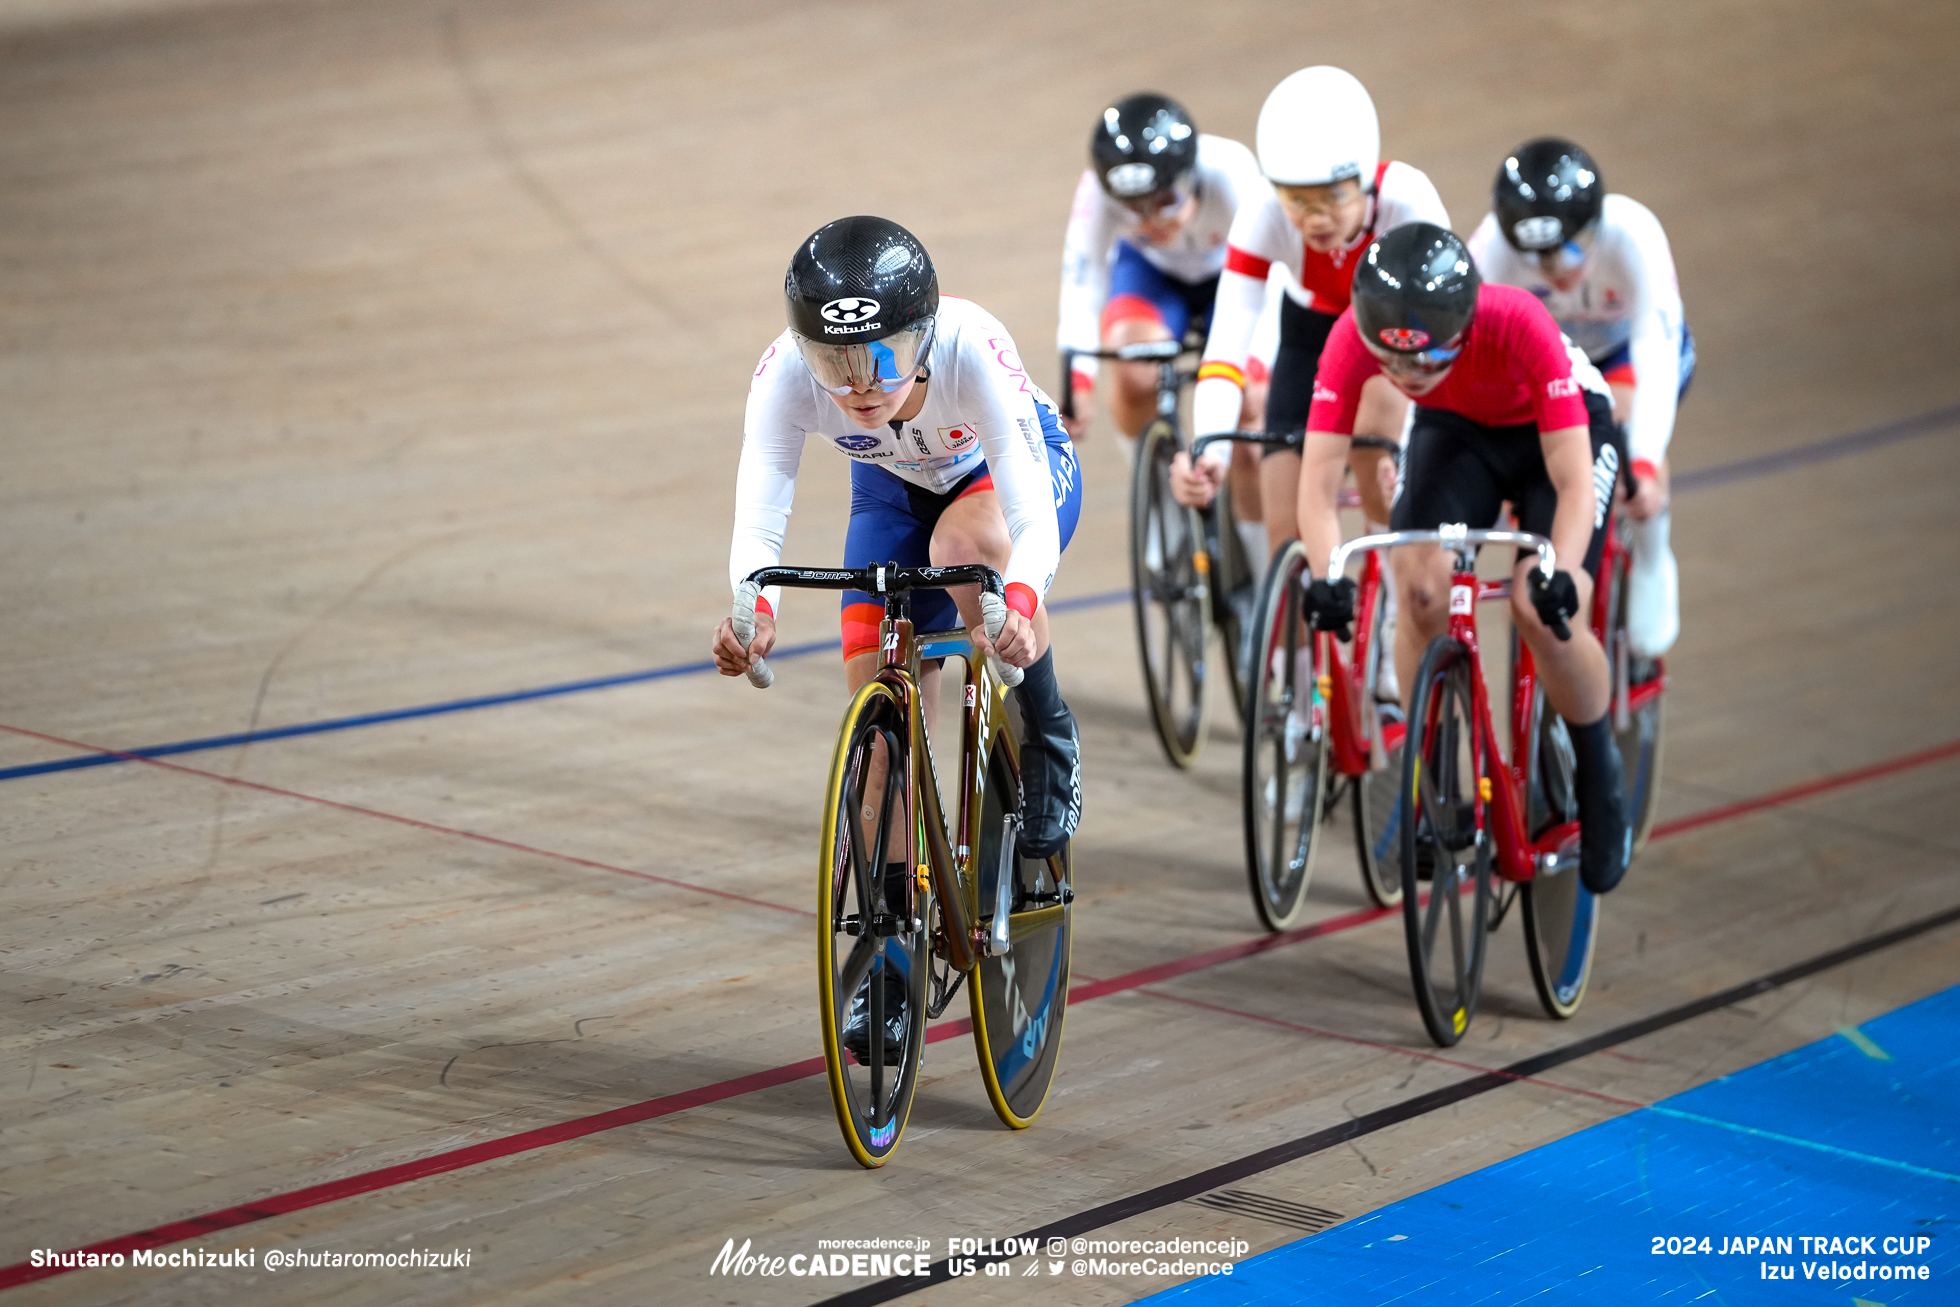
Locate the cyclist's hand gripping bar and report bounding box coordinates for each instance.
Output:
[731,579,775,689]
[975,590,1024,689]
[732,564,1025,689]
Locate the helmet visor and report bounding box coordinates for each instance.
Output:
[793,318,936,395]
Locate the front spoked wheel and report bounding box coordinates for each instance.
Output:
[1522,689,1599,1019]
[1131,417,1211,768]
[971,731,1071,1127]
[1401,636,1492,1047]
[817,681,928,1167]
[1242,540,1328,931]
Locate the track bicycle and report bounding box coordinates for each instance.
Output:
[731,564,1073,1167]
[1320,522,1661,1047]
[1191,431,1409,930]
[1062,342,1255,768]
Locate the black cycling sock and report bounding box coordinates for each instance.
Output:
[1568,713,1620,797]
[1569,712,1630,892]
[1016,649,1072,740]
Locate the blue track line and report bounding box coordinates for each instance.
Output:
[6,401,1957,784]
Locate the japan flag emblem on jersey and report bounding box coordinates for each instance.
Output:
[1377,327,1431,350]
[939,424,977,450]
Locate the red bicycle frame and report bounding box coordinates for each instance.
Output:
[1316,549,1407,778]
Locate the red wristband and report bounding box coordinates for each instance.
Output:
[753,594,773,618]
[1004,582,1039,620]
[1630,459,1659,484]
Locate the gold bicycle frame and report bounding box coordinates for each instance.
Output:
[870,614,1064,976]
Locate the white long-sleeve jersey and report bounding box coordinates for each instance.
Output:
[732,297,1066,614]
[1057,134,1266,382]
[1192,160,1448,457]
[1466,194,1686,469]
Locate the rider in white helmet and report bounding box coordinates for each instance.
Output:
[1174,68,1447,569]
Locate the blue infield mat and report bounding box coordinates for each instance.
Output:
[1147,985,1959,1305]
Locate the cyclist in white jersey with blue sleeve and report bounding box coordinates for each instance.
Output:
[1057,92,1275,565]
[1467,138,1694,657]
[713,217,1084,1066]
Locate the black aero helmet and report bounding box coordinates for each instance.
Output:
[1493,137,1604,252]
[1351,222,1482,360]
[785,216,938,394]
[1091,93,1198,204]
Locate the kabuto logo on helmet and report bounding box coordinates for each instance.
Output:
[1511,216,1564,250]
[1104,162,1158,197]
[1378,327,1431,350]
[820,297,881,325]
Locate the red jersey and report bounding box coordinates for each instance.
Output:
[1307,284,1600,434]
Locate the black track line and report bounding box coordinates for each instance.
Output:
[811,899,1960,1307]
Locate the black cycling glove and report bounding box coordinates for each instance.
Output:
[1526,568,1578,641]
[1304,577,1358,642]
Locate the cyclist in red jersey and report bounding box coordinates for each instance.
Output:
[1298,223,1632,893]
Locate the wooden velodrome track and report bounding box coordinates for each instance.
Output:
[3,0,1957,1302]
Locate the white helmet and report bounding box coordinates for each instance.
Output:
[1255,66,1380,188]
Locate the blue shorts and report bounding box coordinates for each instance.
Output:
[1103,241,1220,344]
[1595,322,1696,402]
[840,413,1081,657]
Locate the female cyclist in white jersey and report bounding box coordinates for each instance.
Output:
[1467,138,1693,657]
[1058,91,1275,562]
[712,217,1084,1063]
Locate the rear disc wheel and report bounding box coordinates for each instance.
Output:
[971,731,1071,1127]
[1522,688,1599,1019]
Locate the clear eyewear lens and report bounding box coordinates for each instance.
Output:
[796,319,934,395]
[1277,183,1362,219]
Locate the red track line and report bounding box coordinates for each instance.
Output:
[6,738,1957,1290]
[0,722,811,920]
[1648,738,1960,840]
[0,1053,828,1290]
